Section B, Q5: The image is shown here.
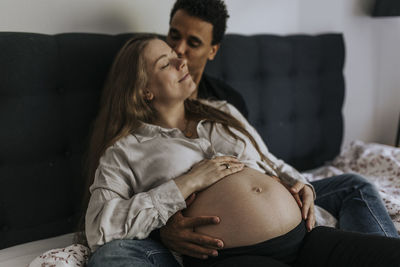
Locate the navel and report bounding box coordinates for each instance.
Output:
[252,186,263,193]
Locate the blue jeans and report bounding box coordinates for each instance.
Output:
[311,173,398,237]
[87,238,181,267]
[88,174,398,266]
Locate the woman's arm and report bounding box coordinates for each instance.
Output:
[85,163,186,252]
[85,144,244,252]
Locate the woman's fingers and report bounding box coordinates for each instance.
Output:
[299,185,315,231]
[293,193,303,208]
[305,203,316,231]
[218,161,244,171]
[185,156,244,192]
[185,193,196,206]
[212,155,239,161]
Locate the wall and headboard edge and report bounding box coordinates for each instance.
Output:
[0,32,345,249]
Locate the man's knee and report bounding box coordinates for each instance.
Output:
[337,174,374,190]
[88,240,124,266]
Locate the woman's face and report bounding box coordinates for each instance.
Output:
[143,39,196,107]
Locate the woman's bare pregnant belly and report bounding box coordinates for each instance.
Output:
[183,168,302,248]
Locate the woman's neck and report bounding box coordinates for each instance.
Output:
[154,103,186,130]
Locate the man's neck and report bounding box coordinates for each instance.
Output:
[190,69,204,99]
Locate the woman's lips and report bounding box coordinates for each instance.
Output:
[179,73,190,83]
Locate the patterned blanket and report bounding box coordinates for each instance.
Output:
[303,140,400,233]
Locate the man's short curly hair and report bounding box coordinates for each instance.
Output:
[169,0,229,45]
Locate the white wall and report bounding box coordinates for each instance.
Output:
[1,0,399,147]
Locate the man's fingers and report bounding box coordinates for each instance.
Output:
[185,216,220,228]
[180,243,218,259]
[183,231,224,249]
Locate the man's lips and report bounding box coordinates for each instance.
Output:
[178,73,190,83]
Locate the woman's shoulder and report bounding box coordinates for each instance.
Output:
[100,135,139,162]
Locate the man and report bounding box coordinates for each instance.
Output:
[165,0,248,119]
[87,0,398,266]
[160,0,398,260]
[158,0,314,261]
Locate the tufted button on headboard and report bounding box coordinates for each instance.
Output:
[0,32,344,249]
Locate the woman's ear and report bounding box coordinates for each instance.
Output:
[144,90,154,101]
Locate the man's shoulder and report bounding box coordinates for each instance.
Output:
[200,74,249,118]
[199,99,243,119]
[201,74,235,91]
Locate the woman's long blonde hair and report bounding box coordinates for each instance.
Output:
[76,34,270,245]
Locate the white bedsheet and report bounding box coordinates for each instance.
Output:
[0,233,74,267]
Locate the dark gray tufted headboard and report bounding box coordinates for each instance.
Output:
[0,32,344,249]
[205,34,345,171]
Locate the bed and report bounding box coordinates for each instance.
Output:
[1,32,398,267]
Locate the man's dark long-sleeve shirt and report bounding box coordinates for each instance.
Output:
[198,74,248,119]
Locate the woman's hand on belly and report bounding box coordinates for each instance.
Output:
[271,176,316,232]
[288,182,316,231]
[174,156,245,199]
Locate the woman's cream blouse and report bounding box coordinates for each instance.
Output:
[85,100,314,251]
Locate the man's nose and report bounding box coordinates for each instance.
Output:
[174,41,186,58]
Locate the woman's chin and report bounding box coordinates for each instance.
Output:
[185,80,197,99]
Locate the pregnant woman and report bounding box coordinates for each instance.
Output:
[85,35,400,267]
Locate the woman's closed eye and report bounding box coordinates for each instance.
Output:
[161,62,170,69]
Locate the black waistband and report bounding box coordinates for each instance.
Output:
[219,220,306,258]
[183,220,307,266]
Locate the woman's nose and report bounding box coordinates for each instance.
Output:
[176,57,186,70]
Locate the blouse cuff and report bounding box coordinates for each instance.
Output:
[148,180,186,224]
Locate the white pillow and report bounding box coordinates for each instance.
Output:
[28,244,89,267]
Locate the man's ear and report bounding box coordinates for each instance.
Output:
[208,44,220,60]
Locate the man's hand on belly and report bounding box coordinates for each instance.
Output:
[160,193,224,259]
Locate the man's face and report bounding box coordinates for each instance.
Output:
[167,9,219,84]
